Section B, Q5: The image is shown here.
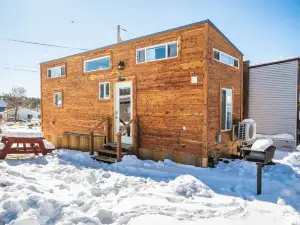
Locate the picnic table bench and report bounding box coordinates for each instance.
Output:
[0,128,55,159]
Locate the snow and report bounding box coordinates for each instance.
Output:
[43,140,55,150]
[242,118,255,124]
[2,127,44,138]
[251,138,273,151]
[256,133,295,140]
[0,150,300,225]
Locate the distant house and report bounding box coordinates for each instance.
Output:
[243,58,300,149]
[2,107,40,122]
[0,100,7,112]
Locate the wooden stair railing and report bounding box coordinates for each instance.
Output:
[89,117,109,156]
[116,116,138,162]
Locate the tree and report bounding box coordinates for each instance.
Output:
[2,86,27,122]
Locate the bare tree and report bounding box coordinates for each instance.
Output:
[2,86,27,122]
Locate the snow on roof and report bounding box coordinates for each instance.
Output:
[250,57,300,68]
[0,99,7,108]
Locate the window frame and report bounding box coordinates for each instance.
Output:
[213,48,239,69]
[54,92,63,107]
[221,88,233,131]
[47,65,66,79]
[136,41,178,64]
[99,82,110,100]
[84,56,111,73]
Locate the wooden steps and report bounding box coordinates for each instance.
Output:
[92,142,132,164]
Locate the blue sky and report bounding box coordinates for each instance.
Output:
[0,0,299,97]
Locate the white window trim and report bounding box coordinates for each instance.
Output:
[84,56,111,73]
[47,65,65,79]
[99,82,110,100]
[213,48,239,69]
[136,41,178,64]
[54,92,62,107]
[221,88,233,132]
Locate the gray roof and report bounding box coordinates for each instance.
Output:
[250,57,300,68]
[41,19,243,64]
[0,99,7,108]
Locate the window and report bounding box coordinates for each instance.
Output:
[99,82,110,100]
[213,49,239,68]
[54,92,62,107]
[84,56,110,72]
[221,88,232,131]
[136,41,178,63]
[47,66,65,78]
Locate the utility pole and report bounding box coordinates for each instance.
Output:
[117,25,127,43]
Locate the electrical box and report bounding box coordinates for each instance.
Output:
[216,134,222,143]
[191,76,198,84]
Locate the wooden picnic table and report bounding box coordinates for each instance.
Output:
[0,128,54,159]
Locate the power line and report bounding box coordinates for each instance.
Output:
[0,67,38,73]
[0,63,39,69]
[0,37,88,50]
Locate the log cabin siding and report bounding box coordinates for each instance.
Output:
[41,24,207,164]
[41,21,243,166]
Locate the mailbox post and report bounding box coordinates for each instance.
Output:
[256,162,264,195]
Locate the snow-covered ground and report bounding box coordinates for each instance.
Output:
[0,150,300,225]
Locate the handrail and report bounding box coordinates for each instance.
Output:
[89,117,109,156]
[89,117,107,133]
[116,116,137,162]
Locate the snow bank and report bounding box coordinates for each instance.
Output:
[284,152,300,167]
[256,133,295,140]
[0,150,300,225]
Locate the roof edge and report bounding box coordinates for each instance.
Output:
[250,57,300,69]
[41,19,243,64]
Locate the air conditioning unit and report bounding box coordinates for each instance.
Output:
[238,119,256,142]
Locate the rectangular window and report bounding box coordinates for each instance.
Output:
[99,82,110,100]
[213,49,239,68]
[221,88,232,131]
[136,41,178,63]
[84,56,110,72]
[47,65,65,78]
[54,92,62,107]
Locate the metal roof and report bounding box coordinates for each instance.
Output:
[250,57,300,69]
[0,99,7,108]
[41,19,243,64]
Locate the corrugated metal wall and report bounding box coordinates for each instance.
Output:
[249,61,298,139]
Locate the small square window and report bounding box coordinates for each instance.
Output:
[168,43,177,58]
[99,82,110,100]
[234,59,239,68]
[54,92,62,107]
[213,50,220,60]
[137,50,145,63]
[48,66,65,78]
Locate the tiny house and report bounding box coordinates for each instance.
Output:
[243,58,300,149]
[40,19,243,167]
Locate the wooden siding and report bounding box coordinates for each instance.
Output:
[206,25,243,157]
[41,24,207,165]
[41,22,243,166]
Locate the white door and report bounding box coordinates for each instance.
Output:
[115,82,133,144]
